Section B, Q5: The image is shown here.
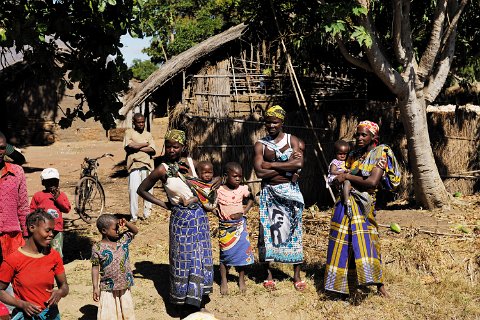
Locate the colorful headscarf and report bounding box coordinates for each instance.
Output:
[164,129,186,145]
[357,120,379,137]
[357,120,379,145]
[265,105,286,120]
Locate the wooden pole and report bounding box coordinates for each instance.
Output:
[269,0,335,204]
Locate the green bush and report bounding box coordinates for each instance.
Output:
[130,59,159,81]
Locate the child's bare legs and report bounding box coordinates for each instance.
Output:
[342,180,352,206]
[220,262,229,295]
[236,266,246,293]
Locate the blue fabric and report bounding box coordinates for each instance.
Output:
[169,203,213,307]
[11,305,60,320]
[219,217,254,266]
[258,183,304,263]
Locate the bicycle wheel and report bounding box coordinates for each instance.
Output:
[74,176,105,224]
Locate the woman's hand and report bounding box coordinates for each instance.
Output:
[211,176,222,190]
[335,173,348,184]
[20,300,42,316]
[376,158,387,170]
[46,287,65,306]
[93,287,100,302]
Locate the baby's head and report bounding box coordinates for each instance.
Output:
[96,214,119,240]
[334,140,350,161]
[26,209,55,247]
[224,162,243,189]
[197,161,214,182]
[40,168,60,193]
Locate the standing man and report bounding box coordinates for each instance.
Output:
[0,131,29,262]
[253,105,307,292]
[124,113,157,222]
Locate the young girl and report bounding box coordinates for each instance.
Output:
[0,209,69,320]
[217,162,254,295]
[91,214,138,320]
[327,140,352,209]
[30,168,71,258]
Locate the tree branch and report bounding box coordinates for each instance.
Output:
[424,0,468,103]
[424,29,456,103]
[356,0,405,95]
[438,0,468,58]
[417,0,448,81]
[392,0,407,64]
[337,37,373,72]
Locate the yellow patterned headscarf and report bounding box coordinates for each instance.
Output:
[164,129,186,145]
[265,105,286,120]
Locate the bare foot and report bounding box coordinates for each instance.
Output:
[239,279,246,293]
[220,281,229,295]
[378,285,389,298]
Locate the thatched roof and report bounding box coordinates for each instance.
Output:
[120,23,248,116]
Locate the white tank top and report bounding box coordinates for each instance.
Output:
[162,157,197,206]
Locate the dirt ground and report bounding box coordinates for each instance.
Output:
[16,119,480,320]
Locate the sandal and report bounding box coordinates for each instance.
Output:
[294,280,307,292]
[263,280,276,291]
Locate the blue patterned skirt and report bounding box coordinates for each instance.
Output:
[258,183,304,264]
[169,203,213,307]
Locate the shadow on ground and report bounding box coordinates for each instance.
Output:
[63,228,93,263]
[110,160,128,179]
[133,261,181,318]
[22,166,44,173]
[78,304,97,320]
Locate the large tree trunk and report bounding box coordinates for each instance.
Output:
[397,88,450,208]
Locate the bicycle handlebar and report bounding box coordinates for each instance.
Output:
[84,153,114,163]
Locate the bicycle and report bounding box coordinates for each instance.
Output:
[74,153,114,223]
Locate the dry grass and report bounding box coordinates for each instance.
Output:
[61,197,479,320]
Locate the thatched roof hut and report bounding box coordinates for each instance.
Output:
[120,22,374,205]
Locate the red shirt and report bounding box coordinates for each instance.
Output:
[0,248,65,308]
[0,162,29,236]
[30,191,71,232]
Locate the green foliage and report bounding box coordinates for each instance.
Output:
[350,25,372,48]
[139,0,246,62]
[324,20,346,38]
[451,1,480,84]
[130,59,158,81]
[0,0,144,129]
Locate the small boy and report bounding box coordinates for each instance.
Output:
[182,161,218,211]
[91,214,138,320]
[30,168,71,257]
